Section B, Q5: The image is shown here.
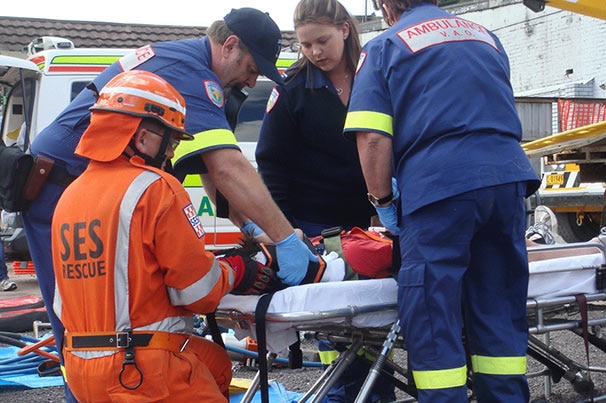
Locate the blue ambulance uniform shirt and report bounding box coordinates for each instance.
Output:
[257,63,374,230]
[31,37,239,178]
[344,3,540,214]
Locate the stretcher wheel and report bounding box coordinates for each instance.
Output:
[571,374,594,394]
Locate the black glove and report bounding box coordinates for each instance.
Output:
[218,235,327,295]
[218,246,285,295]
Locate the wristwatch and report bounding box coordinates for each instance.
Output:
[367,192,393,207]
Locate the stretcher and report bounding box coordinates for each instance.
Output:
[216,235,606,403]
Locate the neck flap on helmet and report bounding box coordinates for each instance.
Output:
[127,125,173,169]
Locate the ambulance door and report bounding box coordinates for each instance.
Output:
[0,56,39,149]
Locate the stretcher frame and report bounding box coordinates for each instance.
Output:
[216,235,606,403]
[526,238,606,401]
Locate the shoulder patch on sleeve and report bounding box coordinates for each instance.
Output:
[266,88,280,113]
[356,52,367,75]
[204,80,224,108]
[118,44,156,71]
[183,203,205,238]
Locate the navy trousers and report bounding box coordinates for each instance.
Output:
[398,182,530,403]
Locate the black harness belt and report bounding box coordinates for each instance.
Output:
[65,331,190,352]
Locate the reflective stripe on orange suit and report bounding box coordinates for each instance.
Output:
[51,156,234,402]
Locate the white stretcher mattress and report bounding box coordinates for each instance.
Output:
[218,278,398,352]
[528,252,602,298]
[217,251,604,353]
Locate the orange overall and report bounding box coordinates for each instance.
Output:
[52,156,234,402]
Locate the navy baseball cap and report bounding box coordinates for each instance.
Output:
[224,8,284,85]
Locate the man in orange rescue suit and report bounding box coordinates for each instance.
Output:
[51,70,258,402]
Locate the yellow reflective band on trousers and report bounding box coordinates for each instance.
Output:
[471,355,527,375]
[172,128,238,164]
[318,346,394,365]
[319,350,340,365]
[344,111,394,137]
[412,365,467,390]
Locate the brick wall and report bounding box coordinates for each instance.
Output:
[454,1,606,99]
[360,0,606,100]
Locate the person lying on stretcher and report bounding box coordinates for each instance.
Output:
[525,205,604,262]
[223,205,606,295]
[218,226,394,295]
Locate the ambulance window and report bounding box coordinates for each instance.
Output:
[233,80,275,143]
[70,81,89,101]
[1,78,35,143]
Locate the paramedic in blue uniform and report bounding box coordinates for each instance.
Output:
[344,0,541,402]
[22,8,317,402]
[256,1,394,402]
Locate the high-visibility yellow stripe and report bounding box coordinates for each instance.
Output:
[50,55,123,66]
[344,111,393,136]
[471,355,527,375]
[318,349,368,365]
[276,58,298,68]
[318,350,340,365]
[318,346,392,365]
[412,365,467,390]
[183,174,203,187]
[173,128,238,164]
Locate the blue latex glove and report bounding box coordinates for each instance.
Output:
[375,178,400,234]
[275,232,319,285]
[240,220,265,238]
[375,204,398,234]
[391,177,400,200]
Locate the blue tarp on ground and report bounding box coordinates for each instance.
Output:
[0,346,63,389]
[229,381,307,403]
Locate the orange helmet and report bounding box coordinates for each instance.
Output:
[76,70,192,162]
[90,70,192,140]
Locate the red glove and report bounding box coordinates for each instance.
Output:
[218,253,284,296]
